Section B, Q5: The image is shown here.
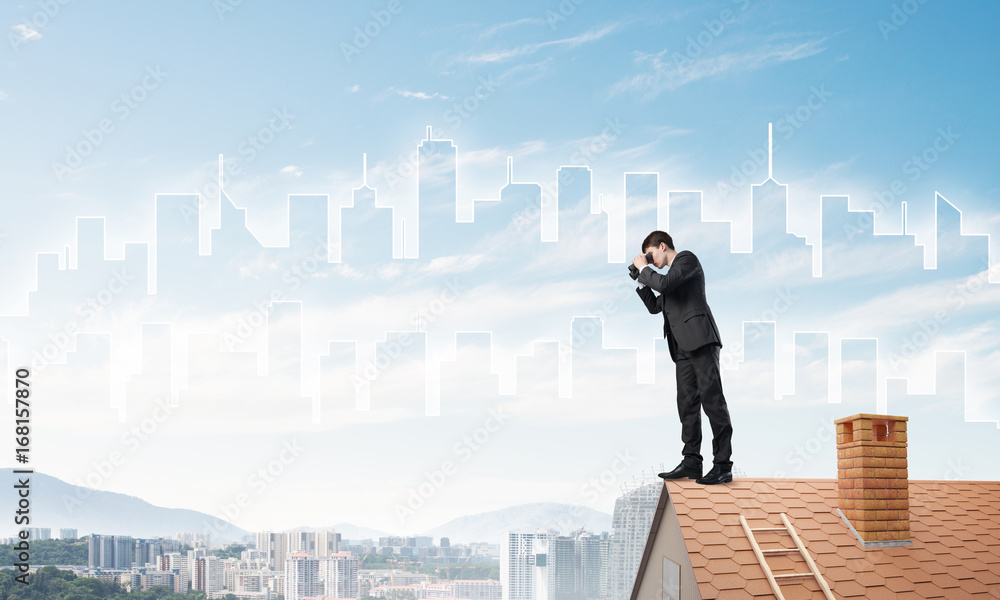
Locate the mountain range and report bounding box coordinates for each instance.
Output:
[2,469,613,546]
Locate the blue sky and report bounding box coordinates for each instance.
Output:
[1,1,999,536]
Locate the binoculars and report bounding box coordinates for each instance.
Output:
[628,252,654,280]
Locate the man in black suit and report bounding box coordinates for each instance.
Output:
[631,230,733,485]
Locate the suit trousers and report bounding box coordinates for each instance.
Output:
[674,342,733,471]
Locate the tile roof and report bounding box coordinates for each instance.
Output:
[631,478,1000,599]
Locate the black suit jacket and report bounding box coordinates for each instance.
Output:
[635,250,722,362]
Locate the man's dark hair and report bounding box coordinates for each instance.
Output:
[642,230,674,252]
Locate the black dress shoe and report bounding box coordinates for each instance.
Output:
[696,465,733,485]
[658,463,702,480]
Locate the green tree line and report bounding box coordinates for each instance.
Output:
[0,566,287,600]
[0,566,204,600]
[0,539,88,567]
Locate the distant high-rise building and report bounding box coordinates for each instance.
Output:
[187,548,207,586]
[257,531,288,571]
[60,528,78,540]
[159,552,189,594]
[579,533,606,599]
[317,530,341,558]
[502,529,557,600]
[194,556,223,595]
[135,538,164,567]
[552,535,581,600]
[379,535,409,548]
[175,532,210,547]
[287,530,317,555]
[323,551,360,599]
[608,483,659,600]
[598,535,611,598]
[88,534,133,570]
[286,552,321,600]
[241,548,269,564]
[27,528,51,541]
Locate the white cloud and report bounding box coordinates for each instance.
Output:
[280,165,303,177]
[417,253,488,276]
[464,23,619,64]
[497,57,555,88]
[611,38,827,98]
[477,17,546,40]
[334,263,366,280]
[609,126,694,163]
[0,91,8,101]
[384,87,450,101]
[347,84,361,93]
[12,24,42,41]
[459,140,548,169]
[817,267,1000,344]
[377,263,405,280]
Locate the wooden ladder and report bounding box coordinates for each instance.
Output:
[739,512,836,600]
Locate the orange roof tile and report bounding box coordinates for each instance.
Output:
[630,479,1000,600]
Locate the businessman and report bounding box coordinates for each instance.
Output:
[631,230,734,485]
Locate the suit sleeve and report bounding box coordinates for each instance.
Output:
[635,285,661,314]
[636,252,702,295]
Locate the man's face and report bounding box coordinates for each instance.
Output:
[644,242,669,269]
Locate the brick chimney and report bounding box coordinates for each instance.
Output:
[835,413,910,547]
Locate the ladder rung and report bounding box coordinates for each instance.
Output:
[741,513,836,600]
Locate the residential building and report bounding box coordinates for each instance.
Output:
[285,552,320,600]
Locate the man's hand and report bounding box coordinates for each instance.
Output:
[632,253,649,270]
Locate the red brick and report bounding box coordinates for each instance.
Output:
[886,519,910,532]
[875,488,908,500]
